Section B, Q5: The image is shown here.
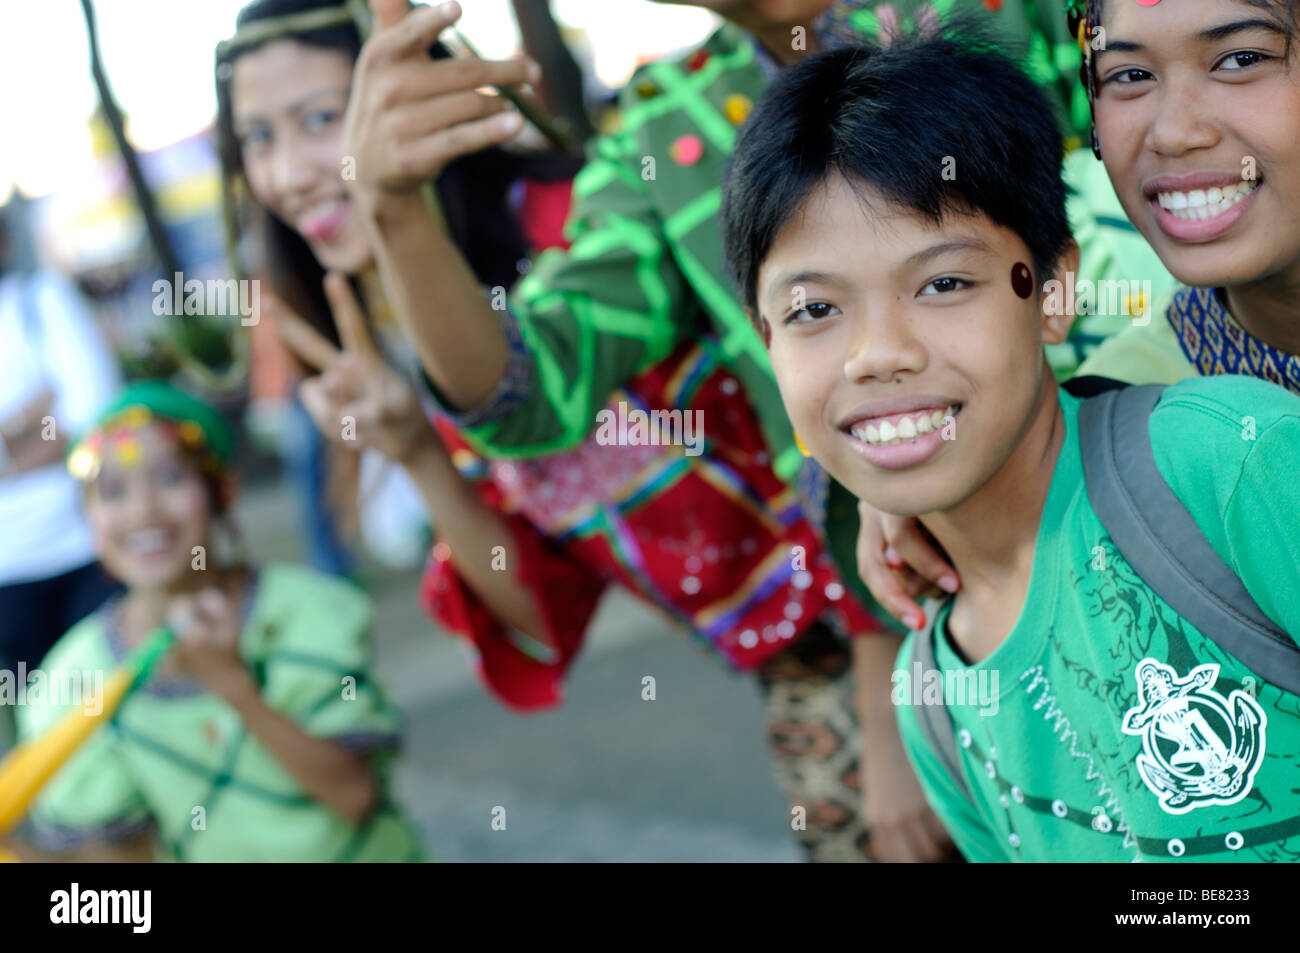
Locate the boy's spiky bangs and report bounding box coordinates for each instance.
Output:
[721,32,1070,316]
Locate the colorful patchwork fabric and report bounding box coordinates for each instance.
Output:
[429,7,1172,613]
[1168,286,1300,396]
[19,564,426,862]
[420,337,881,711]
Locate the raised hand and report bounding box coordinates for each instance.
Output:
[168,588,255,703]
[267,273,430,463]
[343,0,538,201]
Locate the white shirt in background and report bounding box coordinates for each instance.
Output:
[0,271,122,585]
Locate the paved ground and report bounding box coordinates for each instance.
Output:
[242,478,802,862]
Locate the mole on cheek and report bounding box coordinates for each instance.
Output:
[1011,262,1034,299]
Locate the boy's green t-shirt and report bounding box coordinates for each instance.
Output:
[896,377,1300,862]
[17,563,426,862]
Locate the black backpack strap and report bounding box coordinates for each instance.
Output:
[1078,385,1300,696]
[908,606,970,800]
[1063,374,1129,399]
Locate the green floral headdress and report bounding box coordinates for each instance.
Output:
[68,381,235,497]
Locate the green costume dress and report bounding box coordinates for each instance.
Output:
[19,564,425,862]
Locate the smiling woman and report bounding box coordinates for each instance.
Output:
[212,0,583,574]
[1073,0,1300,382]
[1088,0,1300,291]
[213,0,582,353]
[229,38,369,274]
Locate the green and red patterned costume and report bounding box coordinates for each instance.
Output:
[432,1,1174,597]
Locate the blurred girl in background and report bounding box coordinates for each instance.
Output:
[14,381,423,861]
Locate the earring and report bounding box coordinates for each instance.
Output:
[794,432,812,457]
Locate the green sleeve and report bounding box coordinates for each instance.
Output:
[455,124,693,459]
[1150,376,1300,638]
[16,620,152,848]
[254,567,403,747]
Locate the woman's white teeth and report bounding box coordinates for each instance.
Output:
[852,406,954,446]
[301,198,345,220]
[126,528,172,552]
[1157,179,1257,220]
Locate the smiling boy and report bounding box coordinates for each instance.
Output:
[721,36,1300,861]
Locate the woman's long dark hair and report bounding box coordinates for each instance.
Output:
[215,0,583,349]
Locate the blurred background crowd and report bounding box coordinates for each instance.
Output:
[0,0,807,862]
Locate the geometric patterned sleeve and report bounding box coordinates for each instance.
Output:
[434,125,695,459]
[417,417,605,710]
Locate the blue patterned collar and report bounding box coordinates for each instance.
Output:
[1167,286,1300,394]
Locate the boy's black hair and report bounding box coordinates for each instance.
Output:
[721,34,1070,316]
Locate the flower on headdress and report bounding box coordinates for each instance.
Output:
[67,442,102,482]
[119,405,152,429]
[110,431,143,468]
[177,420,206,448]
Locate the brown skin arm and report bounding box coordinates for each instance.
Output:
[345,0,532,411]
[398,434,559,649]
[852,633,957,862]
[272,279,557,649]
[0,387,66,474]
[223,680,381,825]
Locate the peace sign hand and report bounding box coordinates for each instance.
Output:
[268,273,430,463]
